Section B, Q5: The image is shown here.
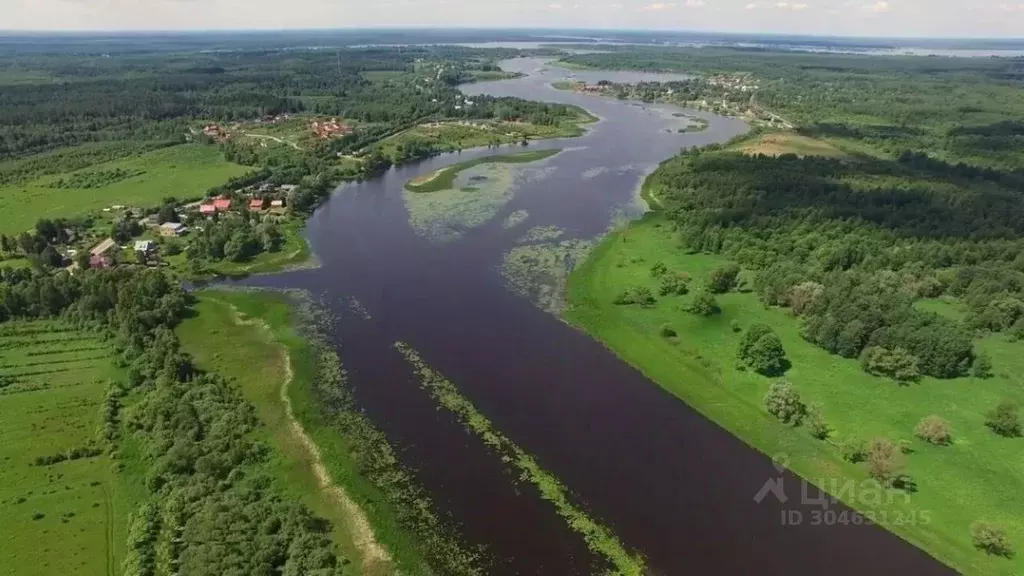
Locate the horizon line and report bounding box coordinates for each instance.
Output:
[0,27,1022,42]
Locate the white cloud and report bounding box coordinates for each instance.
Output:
[643,2,668,10]
[863,1,890,12]
[775,1,788,6]
[547,2,563,8]
[684,0,707,6]
[745,2,758,8]
[998,2,1024,10]
[774,1,808,8]
[792,2,809,9]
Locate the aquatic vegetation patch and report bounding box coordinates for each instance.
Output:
[516,225,564,245]
[403,163,516,243]
[502,210,529,229]
[394,342,646,576]
[501,237,594,315]
[404,155,559,243]
[404,149,561,193]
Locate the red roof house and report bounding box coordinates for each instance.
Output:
[213,197,232,210]
[249,198,266,211]
[199,203,217,215]
[89,254,113,269]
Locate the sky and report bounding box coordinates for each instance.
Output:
[4,0,1024,38]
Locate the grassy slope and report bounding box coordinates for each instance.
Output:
[729,132,847,158]
[0,144,249,234]
[406,149,561,193]
[177,290,431,574]
[565,214,1024,576]
[0,321,143,576]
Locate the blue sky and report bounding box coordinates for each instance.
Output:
[5,0,1023,37]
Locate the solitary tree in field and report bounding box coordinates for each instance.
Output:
[738,323,789,376]
[707,263,741,294]
[971,521,1014,557]
[866,438,905,486]
[985,399,1021,438]
[914,415,952,446]
[806,403,830,440]
[972,352,993,379]
[764,380,806,425]
[688,289,719,316]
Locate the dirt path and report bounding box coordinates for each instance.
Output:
[277,349,393,573]
[224,301,393,573]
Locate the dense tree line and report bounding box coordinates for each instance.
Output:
[0,267,347,573]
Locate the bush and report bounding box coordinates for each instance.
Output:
[738,323,789,376]
[970,521,1014,557]
[730,320,742,333]
[985,399,1021,437]
[659,272,689,296]
[707,263,741,294]
[840,438,867,463]
[650,260,668,277]
[806,403,830,440]
[613,286,656,308]
[914,415,952,445]
[972,352,993,379]
[866,438,905,486]
[861,346,921,383]
[688,290,719,316]
[764,381,806,425]
[659,324,677,338]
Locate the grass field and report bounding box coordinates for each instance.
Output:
[565,213,1024,576]
[405,149,561,193]
[0,144,249,234]
[177,290,439,575]
[0,321,143,576]
[729,132,848,158]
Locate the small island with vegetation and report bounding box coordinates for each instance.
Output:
[406,149,561,193]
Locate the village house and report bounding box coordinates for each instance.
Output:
[159,222,188,237]
[249,198,266,211]
[310,118,353,139]
[89,237,117,269]
[134,240,156,255]
[213,197,232,211]
[199,203,217,216]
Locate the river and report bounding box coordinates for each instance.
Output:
[244,58,952,575]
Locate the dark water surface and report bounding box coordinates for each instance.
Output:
[244,59,953,575]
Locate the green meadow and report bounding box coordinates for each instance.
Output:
[0,144,249,234]
[565,214,1024,576]
[0,321,143,576]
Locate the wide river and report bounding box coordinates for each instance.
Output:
[247,58,952,575]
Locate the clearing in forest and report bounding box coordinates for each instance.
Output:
[734,132,847,158]
[0,321,140,576]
